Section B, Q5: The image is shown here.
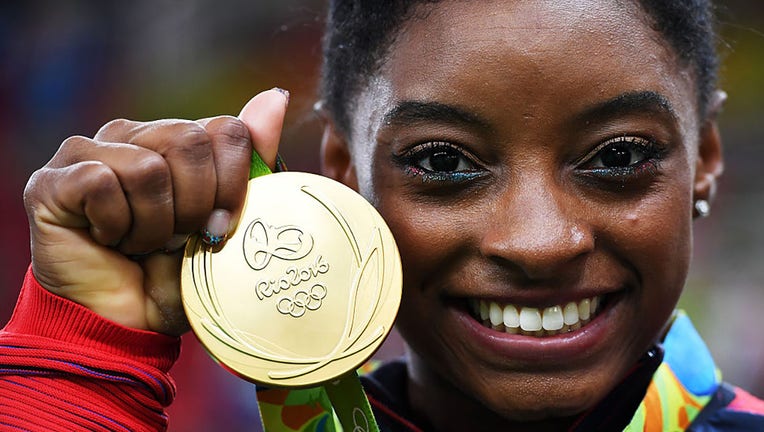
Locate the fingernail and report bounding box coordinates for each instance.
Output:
[272,87,290,106]
[275,153,288,172]
[202,209,231,246]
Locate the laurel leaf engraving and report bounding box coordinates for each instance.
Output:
[301,186,362,265]
[234,328,306,359]
[347,228,383,345]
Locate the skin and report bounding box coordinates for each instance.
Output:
[321,0,724,430]
[25,89,287,336]
[24,0,723,430]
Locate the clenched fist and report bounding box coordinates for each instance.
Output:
[23,88,289,336]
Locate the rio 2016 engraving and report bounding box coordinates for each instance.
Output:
[277,284,328,318]
[243,218,314,271]
[254,255,330,300]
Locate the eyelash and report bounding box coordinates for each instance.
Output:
[392,136,666,185]
[393,141,485,183]
[578,135,667,180]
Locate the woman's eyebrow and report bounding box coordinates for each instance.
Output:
[575,90,680,125]
[381,92,678,132]
[382,100,493,132]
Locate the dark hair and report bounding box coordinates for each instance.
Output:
[638,0,719,116]
[320,0,719,136]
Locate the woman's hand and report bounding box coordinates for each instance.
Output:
[22,88,288,336]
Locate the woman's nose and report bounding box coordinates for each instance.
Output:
[479,179,595,281]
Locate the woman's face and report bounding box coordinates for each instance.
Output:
[323,0,721,425]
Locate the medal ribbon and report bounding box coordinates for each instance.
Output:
[250,151,380,432]
[324,371,380,432]
[249,150,274,179]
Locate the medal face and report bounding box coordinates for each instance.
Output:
[182,172,402,387]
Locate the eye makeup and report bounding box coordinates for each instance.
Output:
[392,141,487,184]
[578,135,669,181]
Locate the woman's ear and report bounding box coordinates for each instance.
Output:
[320,116,359,191]
[693,90,726,216]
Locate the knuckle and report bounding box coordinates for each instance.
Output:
[170,122,213,162]
[52,135,92,166]
[178,124,210,147]
[23,168,48,211]
[127,153,172,193]
[95,118,135,140]
[208,116,251,147]
[165,118,206,137]
[58,135,90,152]
[77,162,120,199]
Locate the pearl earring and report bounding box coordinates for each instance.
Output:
[694,199,710,218]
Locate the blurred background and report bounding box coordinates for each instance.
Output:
[1,1,762,430]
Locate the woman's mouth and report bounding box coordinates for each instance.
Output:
[468,296,604,337]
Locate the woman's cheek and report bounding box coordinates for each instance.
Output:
[603,190,692,304]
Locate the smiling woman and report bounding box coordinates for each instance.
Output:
[318,1,723,428]
[1,0,763,431]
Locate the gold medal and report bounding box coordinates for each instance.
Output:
[181,172,402,388]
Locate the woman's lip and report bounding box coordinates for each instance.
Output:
[452,293,622,363]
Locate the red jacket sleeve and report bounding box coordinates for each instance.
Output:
[0,267,181,431]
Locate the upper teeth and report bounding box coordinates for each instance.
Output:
[472,296,602,335]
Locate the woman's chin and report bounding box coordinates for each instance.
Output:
[486,386,598,422]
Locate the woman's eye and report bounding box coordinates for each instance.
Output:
[580,136,666,179]
[590,142,646,168]
[394,142,485,184]
[417,148,473,172]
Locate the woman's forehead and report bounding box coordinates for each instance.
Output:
[399,0,648,45]
[351,0,698,141]
[385,0,676,91]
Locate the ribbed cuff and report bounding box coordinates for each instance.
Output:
[2,266,180,372]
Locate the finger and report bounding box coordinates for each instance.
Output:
[49,136,175,254]
[26,160,131,248]
[196,116,252,242]
[80,164,132,247]
[238,88,290,170]
[163,234,190,252]
[124,120,217,234]
[143,251,190,336]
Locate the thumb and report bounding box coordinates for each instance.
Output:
[238,88,290,170]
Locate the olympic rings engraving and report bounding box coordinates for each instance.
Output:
[277,284,328,317]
